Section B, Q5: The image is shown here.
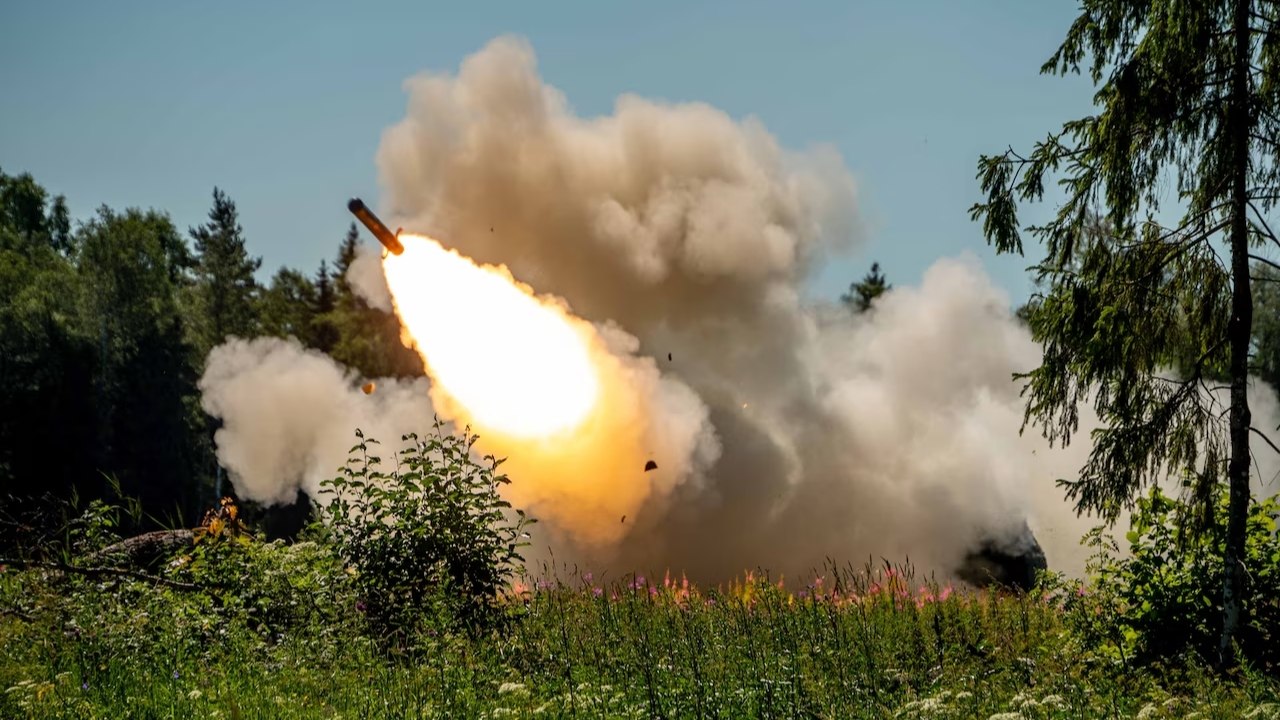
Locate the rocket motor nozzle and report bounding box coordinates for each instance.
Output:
[347,198,404,256]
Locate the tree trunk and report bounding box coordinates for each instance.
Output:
[1221,0,1255,669]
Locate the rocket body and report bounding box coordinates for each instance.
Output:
[347,198,404,255]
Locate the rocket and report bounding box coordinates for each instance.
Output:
[347,198,404,255]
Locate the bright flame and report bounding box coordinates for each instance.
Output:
[382,233,600,438]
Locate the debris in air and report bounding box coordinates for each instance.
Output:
[621,515,626,524]
[668,353,672,361]
[361,382,376,395]
[644,460,658,472]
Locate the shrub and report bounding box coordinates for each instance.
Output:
[316,422,533,644]
[1076,486,1280,669]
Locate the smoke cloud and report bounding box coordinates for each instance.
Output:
[199,36,1280,583]
[199,337,435,504]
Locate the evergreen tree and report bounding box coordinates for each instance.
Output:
[326,225,423,379]
[972,0,1280,664]
[188,188,261,361]
[311,259,339,354]
[841,262,891,313]
[258,267,318,344]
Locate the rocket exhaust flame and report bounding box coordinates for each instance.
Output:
[382,232,600,438]
[376,229,710,546]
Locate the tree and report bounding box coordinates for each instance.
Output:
[0,167,72,254]
[841,262,891,313]
[325,225,423,379]
[77,207,204,525]
[258,268,318,344]
[0,171,95,504]
[972,0,1280,665]
[311,259,339,354]
[188,188,261,361]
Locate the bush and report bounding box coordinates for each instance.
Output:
[316,422,532,644]
[1075,486,1280,669]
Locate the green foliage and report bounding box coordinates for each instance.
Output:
[187,187,261,360]
[1071,487,1280,669]
[970,0,1280,662]
[257,266,319,344]
[3,555,1278,718]
[77,207,205,523]
[316,424,532,642]
[0,168,426,532]
[841,261,891,314]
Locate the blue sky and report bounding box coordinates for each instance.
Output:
[0,0,1096,304]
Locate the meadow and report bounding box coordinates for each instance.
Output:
[2,554,1278,719]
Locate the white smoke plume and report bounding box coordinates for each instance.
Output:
[199,337,434,504]
[198,36,1280,583]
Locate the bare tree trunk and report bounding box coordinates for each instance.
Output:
[1221,0,1255,669]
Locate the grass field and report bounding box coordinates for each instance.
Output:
[3,558,1278,719]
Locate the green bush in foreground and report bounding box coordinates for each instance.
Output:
[316,424,532,645]
[1066,487,1280,670]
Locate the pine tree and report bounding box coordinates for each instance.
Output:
[841,262,891,313]
[972,0,1280,665]
[311,259,339,354]
[188,188,261,361]
[325,226,423,378]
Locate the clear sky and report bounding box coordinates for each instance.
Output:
[0,0,1096,304]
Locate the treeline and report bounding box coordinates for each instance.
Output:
[0,168,422,535]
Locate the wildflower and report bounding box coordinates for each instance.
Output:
[582,572,593,583]
[1135,704,1159,719]
[499,682,529,696]
[987,714,1024,720]
[81,682,88,691]
[172,670,180,680]
[188,689,203,700]
[592,586,603,597]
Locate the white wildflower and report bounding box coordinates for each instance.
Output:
[498,682,528,696]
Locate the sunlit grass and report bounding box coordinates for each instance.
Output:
[2,559,1277,718]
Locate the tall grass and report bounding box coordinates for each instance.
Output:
[2,560,1276,718]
